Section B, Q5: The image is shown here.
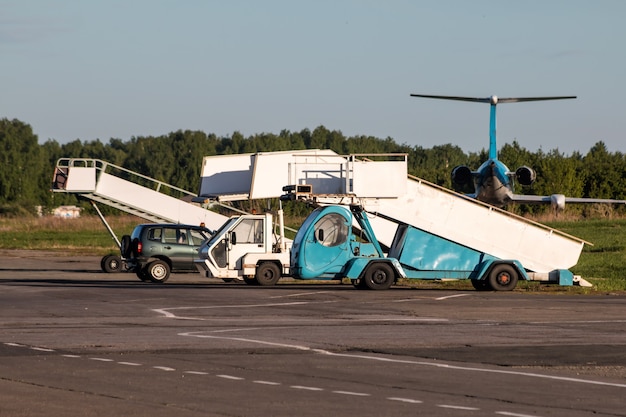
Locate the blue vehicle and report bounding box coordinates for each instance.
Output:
[290,204,575,291]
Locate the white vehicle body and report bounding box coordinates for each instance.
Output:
[195,211,290,285]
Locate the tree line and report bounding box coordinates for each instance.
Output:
[1,117,625,217]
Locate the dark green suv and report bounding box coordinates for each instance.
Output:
[121,224,213,283]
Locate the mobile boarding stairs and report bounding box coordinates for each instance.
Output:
[52,152,591,287]
[195,150,592,287]
[51,158,229,250]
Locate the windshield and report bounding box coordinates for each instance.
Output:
[293,207,323,246]
[206,218,238,246]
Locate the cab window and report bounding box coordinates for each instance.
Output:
[233,219,263,244]
[314,213,348,247]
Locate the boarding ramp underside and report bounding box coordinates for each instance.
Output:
[196,151,586,273]
[52,158,227,229]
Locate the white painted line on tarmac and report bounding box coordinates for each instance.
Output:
[269,291,332,299]
[180,331,626,389]
[181,331,314,351]
[0,342,578,417]
[437,404,480,410]
[4,342,24,347]
[332,390,370,397]
[388,397,423,404]
[435,294,470,301]
[209,326,297,334]
[31,347,55,352]
[253,380,281,386]
[323,350,626,389]
[290,385,324,391]
[153,366,176,371]
[153,300,335,320]
[496,412,541,417]
[529,319,626,324]
[217,374,244,380]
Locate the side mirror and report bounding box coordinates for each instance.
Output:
[317,229,324,242]
[230,231,237,245]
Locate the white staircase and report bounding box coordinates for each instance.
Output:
[52,158,227,229]
[197,151,587,273]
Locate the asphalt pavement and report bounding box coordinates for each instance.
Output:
[1,250,625,417]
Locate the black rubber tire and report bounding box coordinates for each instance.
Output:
[120,235,132,258]
[136,266,151,282]
[243,277,258,286]
[255,262,281,286]
[471,279,492,291]
[146,260,171,283]
[362,262,395,290]
[130,238,140,257]
[101,254,123,273]
[352,279,368,290]
[487,264,518,291]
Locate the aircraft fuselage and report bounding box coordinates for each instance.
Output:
[474,159,514,207]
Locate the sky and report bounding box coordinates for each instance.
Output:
[2,0,626,155]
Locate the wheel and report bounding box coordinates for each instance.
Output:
[136,267,151,282]
[352,279,368,290]
[145,260,171,283]
[101,254,122,273]
[120,235,132,258]
[362,262,395,290]
[488,264,518,291]
[471,279,492,291]
[243,277,258,285]
[255,262,281,286]
[130,237,140,257]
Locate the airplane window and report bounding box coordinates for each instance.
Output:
[314,213,348,247]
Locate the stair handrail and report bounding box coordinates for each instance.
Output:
[55,158,197,199]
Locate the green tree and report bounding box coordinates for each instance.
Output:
[0,119,49,213]
[581,142,626,200]
[533,149,584,197]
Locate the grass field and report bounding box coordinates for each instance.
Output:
[543,218,626,292]
[1,214,624,293]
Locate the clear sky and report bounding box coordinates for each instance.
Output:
[2,0,625,155]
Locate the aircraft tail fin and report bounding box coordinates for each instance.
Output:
[410,94,577,162]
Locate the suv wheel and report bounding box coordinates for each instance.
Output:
[146,260,170,283]
[136,267,151,282]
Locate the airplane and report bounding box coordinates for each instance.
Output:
[410,93,626,210]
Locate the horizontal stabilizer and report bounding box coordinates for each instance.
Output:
[410,94,576,105]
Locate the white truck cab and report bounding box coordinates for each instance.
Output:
[195,211,290,285]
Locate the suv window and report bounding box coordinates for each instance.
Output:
[147,227,162,242]
[163,227,179,244]
[189,229,208,245]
